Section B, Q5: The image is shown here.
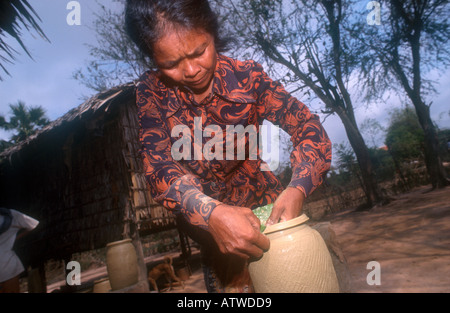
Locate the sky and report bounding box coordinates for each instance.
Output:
[1,0,449,154]
[0,0,122,138]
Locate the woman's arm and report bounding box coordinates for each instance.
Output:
[253,62,332,225]
[137,75,222,229]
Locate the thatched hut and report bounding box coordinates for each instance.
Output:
[0,82,182,291]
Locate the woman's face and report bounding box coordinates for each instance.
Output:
[153,27,217,96]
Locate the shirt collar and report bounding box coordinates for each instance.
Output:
[165,54,256,118]
[212,54,256,104]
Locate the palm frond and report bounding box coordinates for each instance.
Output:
[0,0,49,80]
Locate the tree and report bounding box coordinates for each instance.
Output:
[0,101,50,146]
[360,117,385,149]
[437,128,450,162]
[385,106,427,189]
[73,0,151,92]
[334,142,363,190]
[0,0,49,80]
[353,0,450,188]
[368,146,395,183]
[385,107,425,163]
[71,0,399,206]
[213,0,386,207]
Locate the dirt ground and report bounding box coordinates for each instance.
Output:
[324,184,450,293]
[167,184,450,293]
[43,184,450,293]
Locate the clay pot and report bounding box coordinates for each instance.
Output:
[248,215,340,293]
[106,239,139,291]
[92,278,111,293]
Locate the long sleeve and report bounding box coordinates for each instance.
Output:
[253,63,332,197]
[11,210,39,231]
[136,75,222,229]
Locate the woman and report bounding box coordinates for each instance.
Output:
[125,0,331,292]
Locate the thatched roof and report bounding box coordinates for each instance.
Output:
[1,82,135,159]
[0,82,175,267]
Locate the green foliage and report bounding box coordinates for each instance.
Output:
[330,142,395,189]
[331,142,363,189]
[437,128,450,162]
[334,142,358,173]
[368,147,395,182]
[385,107,425,162]
[0,100,50,149]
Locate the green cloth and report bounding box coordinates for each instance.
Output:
[252,203,273,232]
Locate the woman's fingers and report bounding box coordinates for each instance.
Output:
[234,231,270,259]
[266,187,306,226]
[208,204,270,259]
[254,231,270,252]
[266,206,282,226]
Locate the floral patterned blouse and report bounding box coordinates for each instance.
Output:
[136,54,331,229]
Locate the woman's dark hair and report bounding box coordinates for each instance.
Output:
[125,0,229,61]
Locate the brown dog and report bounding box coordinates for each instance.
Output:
[147,256,185,292]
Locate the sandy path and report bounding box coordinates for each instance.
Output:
[167,185,450,293]
[327,185,450,292]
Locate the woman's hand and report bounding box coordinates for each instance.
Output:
[208,204,270,260]
[266,187,305,226]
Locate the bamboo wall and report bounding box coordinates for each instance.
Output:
[118,97,176,237]
[0,84,176,267]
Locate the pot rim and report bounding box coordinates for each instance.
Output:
[263,214,309,235]
[106,238,132,247]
